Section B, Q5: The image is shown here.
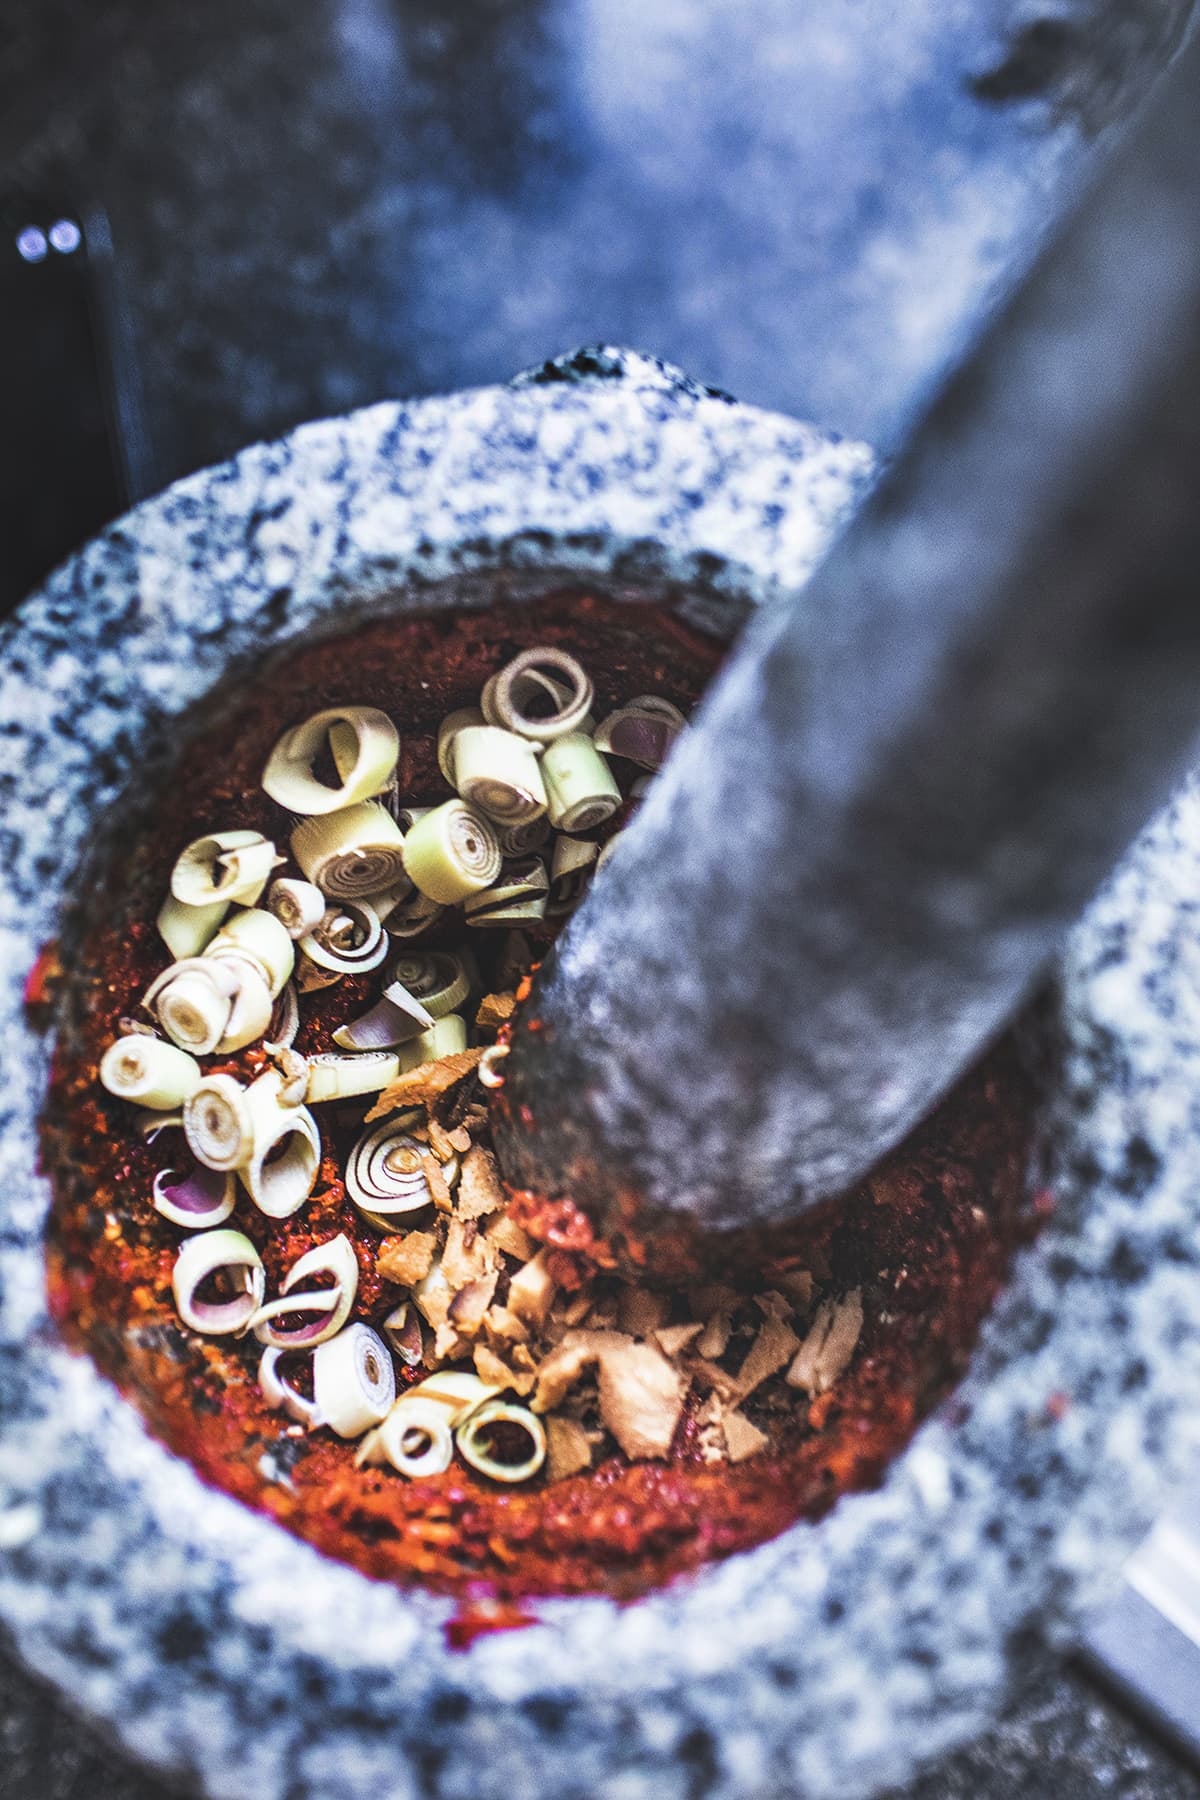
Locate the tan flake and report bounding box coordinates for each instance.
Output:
[474,1341,536,1397]
[484,1210,536,1262]
[448,1272,499,1336]
[364,1049,484,1119]
[696,1309,733,1359]
[597,1340,686,1461]
[476,990,517,1030]
[456,1145,506,1221]
[722,1410,769,1464]
[507,1248,557,1328]
[418,1150,453,1212]
[786,1289,864,1396]
[545,1415,593,1482]
[655,1322,704,1358]
[446,1124,472,1154]
[532,1339,600,1414]
[733,1312,801,1401]
[483,1305,530,1344]
[426,1117,456,1162]
[616,1287,671,1339]
[376,1230,437,1289]
[441,1216,499,1291]
[774,1268,815,1310]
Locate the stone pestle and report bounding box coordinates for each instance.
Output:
[495,28,1200,1234]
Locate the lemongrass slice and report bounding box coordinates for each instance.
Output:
[184,1073,254,1170]
[298,901,388,974]
[456,1400,547,1483]
[396,1015,468,1072]
[266,878,327,939]
[345,1120,438,1220]
[388,952,470,1018]
[172,1229,265,1335]
[156,893,229,960]
[358,1397,454,1478]
[541,733,621,831]
[383,1302,424,1366]
[239,1072,321,1218]
[483,647,594,744]
[497,815,552,857]
[393,805,433,833]
[592,695,687,770]
[401,800,501,905]
[436,707,486,784]
[332,981,434,1052]
[208,956,275,1053]
[100,1036,202,1110]
[291,801,408,902]
[595,830,625,875]
[450,725,547,825]
[252,1234,358,1348]
[205,909,294,997]
[547,835,598,917]
[407,1371,502,1426]
[153,1160,236,1229]
[262,706,399,815]
[143,957,237,1055]
[171,829,281,908]
[478,1043,510,1089]
[380,887,445,938]
[306,1051,401,1105]
[267,982,300,1050]
[258,1345,322,1427]
[464,856,549,928]
[313,1324,396,1437]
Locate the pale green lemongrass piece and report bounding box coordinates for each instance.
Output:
[156,893,229,960]
[205,908,295,997]
[401,800,501,904]
[395,1014,468,1072]
[483,647,594,744]
[172,1229,264,1336]
[595,830,625,875]
[376,886,444,938]
[547,835,597,917]
[541,732,621,832]
[496,814,552,857]
[451,725,547,825]
[206,955,275,1053]
[298,901,388,974]
[332,981,434,1052]
[291,801,408,901]
[184,1072,255,1171]
[100,1036,202,1110]
[262,705,399,814]
[251,1233,358,1348]
[258,1345,322,1427]
[358,1397,454,1478]
[456,1399,547,1483]
[387,951,470,1018]
[171,829,281,910]
[344,1119,447,1219]
[237,1069,322,1218]
[142,956,238,1055]
[436,707,486,784]
[305,1050,401,1105]
[393,805,433,833]
[464,855,550,928]
[361,878,419,924]
[266,877,327,939]
[313,1324,396,1437]
[592,695,687,770]
[406,1371,503,1427]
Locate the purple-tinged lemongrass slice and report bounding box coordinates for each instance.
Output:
[172,1229,264,1336]
[262,706,399,815]
[238,1071,320,1218]
[345,1120,440,1221]
[313,1324,396,1437]
[258,1345,322,1427]
[592,695,686,771]
[251,1234,359,1349]
[331,981,434,1053]
[153,1161,236,1230]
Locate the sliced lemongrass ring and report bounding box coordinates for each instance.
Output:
[547,834,597,917]
[262,706,399,814]
[436,707,486,784]
[541,732,621,832]
[332,981,434,1052]
[393,805,433,833]
[595,830,625,875]
[313,1324,396,1437]
[100,1036,202,1110]
[477,1043,510,1089]
[205,909,294,997]
[497,814,552,857]
[401,800,501,905]
[258,1345,322,1427]
[156,893,229,960]
[184,1073,254,1171]
[359,1397,454,1479]
[382,1302,424,1366]
[252,1234,358,1349]
[298,901,388,974]
[406,1371,503,1427]
[359,878,417,925]
[172,1230,264,1336]
[387,951,470,1019]
[153,1161,236,1229]
[305,1051,401,1105]
[207,957,275,1053]
[592,696,687,770]
[266,878,327,939]
[345,1121,437,1219]
[451,726,547,825]
[378,887,444,938]
[396,1015,468,1073]
[456,1400,547,1483]
[267,981,300,1050]
[267,1044,311,1108]
[171,829,281,908]
[291,801,408,901]
[464,856,549,927]
[239,1072,321,1218]
[485,647,594,744]
[143,957,238,1055]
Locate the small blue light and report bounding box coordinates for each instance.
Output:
[16,226,48,263]
[49,218,82,255]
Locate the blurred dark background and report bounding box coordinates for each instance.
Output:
[2,0,1199,1791]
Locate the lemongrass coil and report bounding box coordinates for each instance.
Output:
[204,908,295,997]
[345,1120,446,1220]
[436,707,485,784]
[238,1071,321,1218]
[400,801,501,905]
[376,887,444,938]
[456,1400,547,1483]
[359,1397,454,1479]
[547,835,598,917]
[387,952,470,1019]
[171,829,281,908]
[172,1230,265,1336]
[183,1073,254,1171]
[261,705,399,814]
[482,646,594,744]
[464,856,549,927]
[143,957,238,1055]
[258,1345,322,1427]
[298,902,388,975]
[406,1371,502,1427]
[305,1051,401,1105]
[99,1036,202,1110]
[152,1157,237,1230]
[251,1234,358,1348]
[290,802,408,900]
[331,982,434,1052]
[540,732,622,831]
[266,878,327,939]
[592,695,687,770]
[395,1015,468,1072]
[496,814,552,857]
[313,1325,396,1437]
[450,726,547,825]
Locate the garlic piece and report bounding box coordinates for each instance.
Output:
[291,802,408,900]
[313,1324,396,1437]
[456,1400,547,1484]
[266,878,327,939]
[331,981,434,1052]
[100,1036,202,1110]
[262,706,399,815]
[172,1229,265,1336]
[401,800,501,905]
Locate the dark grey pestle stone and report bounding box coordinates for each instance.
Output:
[0,354,1199,1800]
